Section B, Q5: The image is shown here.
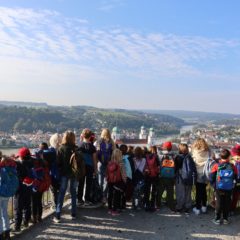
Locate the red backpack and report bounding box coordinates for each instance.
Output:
[107,161,122,183]
[146,154,159,177]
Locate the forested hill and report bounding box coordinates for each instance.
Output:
[0,105,184,134]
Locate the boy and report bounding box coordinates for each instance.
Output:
[14,147,34,231]
[210,149,237,225]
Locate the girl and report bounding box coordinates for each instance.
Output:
[192,138,210,215]
[107,149,127,216]
[132,147,146,210]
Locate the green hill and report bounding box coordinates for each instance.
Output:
[0,105,184,135]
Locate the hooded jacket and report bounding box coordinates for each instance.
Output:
[192,149,209,183]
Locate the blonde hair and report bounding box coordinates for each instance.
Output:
[61,131,75,145]
[49,133,62,149]
[111,149,122,163]
[101,128,112,142]
[192,138,209,151]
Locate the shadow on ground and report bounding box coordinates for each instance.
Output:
[13,205,240,240]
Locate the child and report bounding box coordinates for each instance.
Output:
[119,144,133,209]
[31,147,51,223]
[0,155,18,240]
[14,147,34,231]
[230,145,240,213]
[175,144,197,213]
[144,146,159,212]
[157,142,175,211]
[132,147,146,210]
[210,149,237,225]
[106,149,127,216]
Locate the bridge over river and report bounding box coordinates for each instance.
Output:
[12,204,240,240]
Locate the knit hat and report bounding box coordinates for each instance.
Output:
[231,144,240,157]
[162,141,172,151]
[16,147,31,158]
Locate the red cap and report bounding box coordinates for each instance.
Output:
[16,147,31,158]
[231,145,240,157]
[162,141,172,150]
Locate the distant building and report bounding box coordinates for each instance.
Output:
[112,126,159,147]
[111,126,121,142]
[139,126,147,139]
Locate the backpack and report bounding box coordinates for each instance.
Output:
[203,154,216,181]
[216,163,234,191]
[107,161,122,183]
[98,141,113,166]
[146,154,159,177]
[181,154,197,185]
[32,159,51,192]
[69,150,86,179]
[0,166,19,197]
[160,154,175,178]
[42,148,60,182]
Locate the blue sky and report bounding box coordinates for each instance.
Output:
[0,0,239,113]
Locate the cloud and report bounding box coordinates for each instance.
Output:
[0,6,239,96]
[98,0,125,11]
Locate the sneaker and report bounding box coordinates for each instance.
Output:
[84,201,93,207]
[223,219,229,225]
[53,216,61,223]
[13,226,21,232]
[201,206,207,213]
[23,221,29,228]
[71,214,76,220]
[212,219,221,225]
[111,210,120,216]
[193,207,200,215]
[77,200,84,207]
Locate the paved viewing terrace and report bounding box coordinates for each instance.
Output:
[12,202,240,240]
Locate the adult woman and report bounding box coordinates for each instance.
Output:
[192,138,210,215]
[97,128,115,202]
[54,131,78,222]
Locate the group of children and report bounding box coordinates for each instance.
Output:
[104,138,240,226]
[0,130,240,240]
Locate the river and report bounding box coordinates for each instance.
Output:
[0,125,195,156]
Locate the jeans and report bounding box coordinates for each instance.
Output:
[0,197,10,234]
[98,163,108,199]
[56,176,78,217]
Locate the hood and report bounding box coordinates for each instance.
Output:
[192,149,209,167]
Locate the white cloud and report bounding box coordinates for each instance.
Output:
[98,0,125,11]
[0,6,239,80]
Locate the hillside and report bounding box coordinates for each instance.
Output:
[142,110,240,122]
[0,105,185,134]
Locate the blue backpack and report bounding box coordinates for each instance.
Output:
[181,154,197,185]
[98,141,113,166]
[0,166,19,197]
[42,148,60,182]
[216,163,234,191]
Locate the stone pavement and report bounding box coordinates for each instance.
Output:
[13,205,240,240]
